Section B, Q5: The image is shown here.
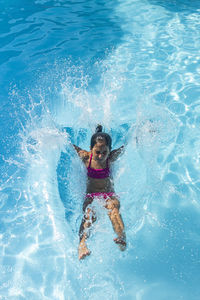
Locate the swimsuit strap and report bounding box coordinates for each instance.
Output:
[88,153,93,168]
[88,153,109,169]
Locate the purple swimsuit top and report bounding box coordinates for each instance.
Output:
[87,153,110,179]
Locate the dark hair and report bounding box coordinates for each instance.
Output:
[90,125,112,150]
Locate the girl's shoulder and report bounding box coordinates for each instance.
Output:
[73,145,90,162]
[109,145,125,162]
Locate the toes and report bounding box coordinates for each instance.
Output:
[79,249,91,260]
[114,238,126,251]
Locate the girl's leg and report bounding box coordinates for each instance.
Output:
[78,196,96,260]
[105,197,126,251]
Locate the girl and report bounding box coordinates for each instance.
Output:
[73,125,126,260]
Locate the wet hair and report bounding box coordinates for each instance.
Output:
[90,125,112,150]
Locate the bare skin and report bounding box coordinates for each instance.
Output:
[73,139,126,260]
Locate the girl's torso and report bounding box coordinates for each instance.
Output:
[85,153,114,193]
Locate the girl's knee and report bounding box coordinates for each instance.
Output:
[105,198,120,211]
[84,207,96,224]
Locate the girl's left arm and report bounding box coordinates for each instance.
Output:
[73,144,82,153]
[109,145,125,162]
[72,144,89,161]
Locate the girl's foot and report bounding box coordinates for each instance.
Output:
[78,242,91,260]
[114,237,126,251]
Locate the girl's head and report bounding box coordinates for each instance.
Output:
[90,125,112,150]
[90,125,112,162]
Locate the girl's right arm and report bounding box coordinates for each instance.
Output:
[73,144,89,161]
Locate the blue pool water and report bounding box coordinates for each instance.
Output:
[1,0,200,299]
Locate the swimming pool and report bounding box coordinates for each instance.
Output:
[1,0,200,299]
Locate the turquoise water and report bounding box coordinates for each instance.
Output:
[1,0,200,299]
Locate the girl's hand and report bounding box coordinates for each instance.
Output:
[73,144,89,162]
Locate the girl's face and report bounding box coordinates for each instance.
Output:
[92,142,110,162]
